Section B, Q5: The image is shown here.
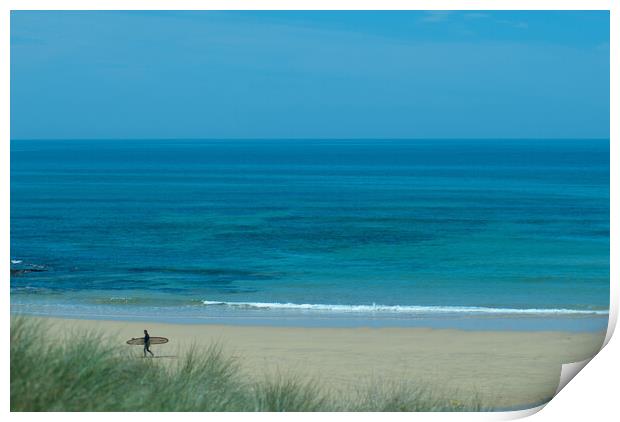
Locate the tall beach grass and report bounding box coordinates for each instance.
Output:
[11,317,484,412]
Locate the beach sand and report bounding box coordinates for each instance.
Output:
[31,317,605,409]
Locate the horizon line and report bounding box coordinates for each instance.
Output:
[10,137,611,142]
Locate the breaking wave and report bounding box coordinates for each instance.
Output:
[201,300,608,315]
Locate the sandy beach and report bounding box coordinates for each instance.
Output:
[29,316,605,409]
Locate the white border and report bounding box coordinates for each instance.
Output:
[0,0,615,11]
[2,1,616,420]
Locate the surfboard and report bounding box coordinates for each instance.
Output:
[126,337,169,345]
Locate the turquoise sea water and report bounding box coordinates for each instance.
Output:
[10,139,610,330]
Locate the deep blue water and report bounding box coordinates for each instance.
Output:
[10,139,610,329]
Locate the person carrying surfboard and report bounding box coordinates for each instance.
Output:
[126,333,168,352]
[142,329,154,357]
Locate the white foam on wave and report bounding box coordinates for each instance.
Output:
[11,260,23,264]
[201,300,608,316]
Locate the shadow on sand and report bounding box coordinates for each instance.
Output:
[139,355,178,359]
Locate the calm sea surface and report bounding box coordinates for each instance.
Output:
[10,139,610,330]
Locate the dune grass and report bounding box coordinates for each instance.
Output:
[11,317,484,412]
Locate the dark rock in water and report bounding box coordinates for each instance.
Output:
[10,268,46,277]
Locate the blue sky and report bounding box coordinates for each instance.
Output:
[11,11,609,139]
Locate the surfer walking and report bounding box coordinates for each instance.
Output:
[143,329,154,357]
[127,331,167,354]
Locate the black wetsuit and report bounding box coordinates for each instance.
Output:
[144,333,154,357]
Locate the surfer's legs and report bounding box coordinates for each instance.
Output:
[144,345,154,357]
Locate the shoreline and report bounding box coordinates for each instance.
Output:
[21,315,607,410]
[10,299,610,332]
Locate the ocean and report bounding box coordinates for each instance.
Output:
[10,139,610,331]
